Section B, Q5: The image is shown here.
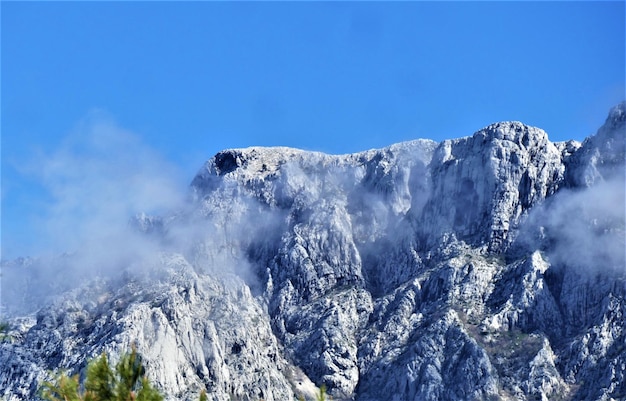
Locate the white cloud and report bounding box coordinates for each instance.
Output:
[517,177,626,273]
[23,112,187,267]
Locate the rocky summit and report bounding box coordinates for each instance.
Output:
[1,103,625,401]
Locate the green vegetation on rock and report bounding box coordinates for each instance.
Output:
[40,347,207,401]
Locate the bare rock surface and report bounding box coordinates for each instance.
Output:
[1,102,624,400]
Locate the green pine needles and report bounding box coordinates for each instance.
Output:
[0,322,11,343]
[39,347,208,401]
[38,345,332,401]
[297,385,329,401]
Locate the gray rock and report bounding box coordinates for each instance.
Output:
[1,102,624,401]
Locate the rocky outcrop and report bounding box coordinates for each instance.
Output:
[1,102,624,401]
[1,257,296,401]
[565,102,626,188]
[420,122,565,252]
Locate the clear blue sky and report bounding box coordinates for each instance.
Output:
[2,1,625,259]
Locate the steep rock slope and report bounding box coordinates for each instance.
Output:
[1,257,297,401]
[1,102,624,401]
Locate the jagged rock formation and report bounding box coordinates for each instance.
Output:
[1,102,625,401]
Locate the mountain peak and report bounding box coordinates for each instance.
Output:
[2,103,625,401]
[606,100,626,126]
[475,121,550,149]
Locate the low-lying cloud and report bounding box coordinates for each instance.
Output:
[1,114,295,316]
[1,114,194,314]
[515,176,626,273]
[29,114,186,257]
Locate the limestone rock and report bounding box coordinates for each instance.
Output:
[1,102,624,401]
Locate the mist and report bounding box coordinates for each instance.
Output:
[0,115,199,315]
[29,115,185,251]
[514,176,626,274]
[0,115,297,316]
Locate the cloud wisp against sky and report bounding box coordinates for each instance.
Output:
[514,176,626,275]
[21,113,186,262]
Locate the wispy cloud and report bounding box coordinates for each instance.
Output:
[515,176,625,273]
[26,112,186,258]
[1,113,195,314]
[1,113,284,314]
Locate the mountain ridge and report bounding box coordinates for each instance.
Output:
[1,102,624,401]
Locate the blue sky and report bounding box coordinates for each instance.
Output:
[1,1,625,259]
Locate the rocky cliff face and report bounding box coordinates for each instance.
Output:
[1,102,624,401]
